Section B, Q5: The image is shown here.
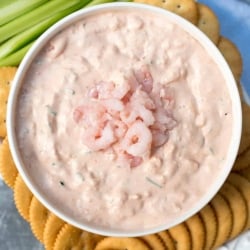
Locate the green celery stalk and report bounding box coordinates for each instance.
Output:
[0,0,49,27]
[86,0,116,7]
[0,0,91,44]
[0,0,15,9]
[0,42,34,67]
[86,0,131,6]
[0,2,90,60]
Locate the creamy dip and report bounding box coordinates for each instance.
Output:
[16,9,232,230]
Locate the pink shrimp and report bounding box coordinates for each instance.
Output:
[134,65,153,93]
[89,80,130,100]
[73,102,107,129]
[121,120,152,157]
[82,122,116,151]
[111,119,128,139]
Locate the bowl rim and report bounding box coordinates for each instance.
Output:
[7,2,242,237]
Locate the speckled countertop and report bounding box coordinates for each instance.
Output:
[0,177,43,250]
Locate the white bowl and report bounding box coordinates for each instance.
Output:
[7,2,242,237]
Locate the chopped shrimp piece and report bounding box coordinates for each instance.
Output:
[82,122,116,151]
[152,130,169,147]
[120,106,138,125]
[101,99,124,112]
[122,120,152,157]
[125,153,143,168]
[112,81,130,100]
[111,120,127,139]
[73,102,107,128]
[130,88,155,110]
[154,108,177,130]
[90,80,130,100]
[135,105,155,126]
[134,65,153,93]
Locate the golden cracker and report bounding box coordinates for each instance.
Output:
[239,167,250,182]
[219,181,248,239]
[210,193,233,248]
[233,148,250,171]
[43,213,66,250]
[236,100,250,156]
[141,234,166,250]
[95,237,150,250]
[227,173,250,229]
[218,37,243,82]
[168,223,192,250]
[0,137,18,189]
[199,204,217,250]
[84,232,106,250]
[53,223,85,250]
[134,0,199,24]
[157,231,175,250]
[185,214,205,250]
[29,196,50,243]
[0,67,17,137]
[14,174,33,222]
[197,3,220,44]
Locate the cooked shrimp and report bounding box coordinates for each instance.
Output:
[111,119,128,139]
[122,120,152,157]
[73,102,107,129]
[152,130,169,147]
[90,80,130,100]
[134,65,153,93]
[82,122,116,151]
[130,88,155,110]
[101,98,124,112]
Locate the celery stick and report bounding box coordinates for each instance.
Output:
[0,2,89,60]
[86,0,115,7]
[0,42,34,67]
[0,0,49,26]
[0,0,91,44]
[0,0,15,9]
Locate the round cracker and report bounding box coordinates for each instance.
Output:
[141,234,166,250]
[210,193,233,248]
[53,223,86,250]
[95,237,150,250]
[134,0,198,24]
[197,3,220,44]
[199,204,217,250]
[239,167,250,182]
[236,101,250,156]
[0,137,18,189]
[14,174,33,222]
[157,231,175,250]
[227,173,250,229]
[185,214,205,250]
[84,232,106,250]
[218,37,243,82]
[168,223,192,250]
[233,148,250,171]
[219,182,248,239]
[0,67,17,137]
[43,213,66,250]
[29,196,50,243]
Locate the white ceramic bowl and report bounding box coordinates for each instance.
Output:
[7,2,242,237]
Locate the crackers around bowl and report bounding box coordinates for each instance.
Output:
[1,0,250,249]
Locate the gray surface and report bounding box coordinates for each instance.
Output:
[0,177,44,250]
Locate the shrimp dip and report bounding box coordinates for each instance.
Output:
[15,7,233,230]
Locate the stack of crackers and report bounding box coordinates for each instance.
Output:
[1,0,250,249]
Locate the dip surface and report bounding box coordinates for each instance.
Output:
[16,9,233,230]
